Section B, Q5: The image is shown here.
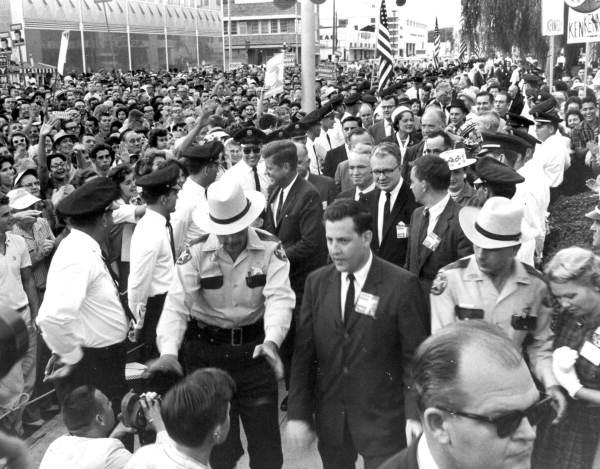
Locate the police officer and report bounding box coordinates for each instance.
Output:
[148,180,294,469]
[128,163,181,360]
[430,196,566,420]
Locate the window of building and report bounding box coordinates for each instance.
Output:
[248,20,259,34]
[229,21,237,34]
[271,19,279,33]
[238,21,247,34]
[260,20,270,34]
[280,18,294,33]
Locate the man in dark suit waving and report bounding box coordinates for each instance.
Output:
[365,142,419,268]
[287,199,428,469]
[406,154,472,294]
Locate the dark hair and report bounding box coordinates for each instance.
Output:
[0,195,8,206]
[485,180,517,199]
[581,95,597,107]
[425,130,453,151]
[258,113,278,130]
[108,163,133,185]
[90,143,114,162]
[0,155,15,167]
[47,152,67,168]
[324,198,372,234]
[372,141,402,165]
[565,96,582,109]
[148,127,168,148]
[9,132,29,151]
[161,368,235,447]
[566,110,584,125]
[61,385,104,432]
[412,321,523,412]
[476,91,493,103]
[411,155,450,191]
[341,115,363,127]
[261,140,297,170]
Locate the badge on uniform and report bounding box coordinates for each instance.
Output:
[430,272,447,295]
[455,305,484,320]
[176,247,192,265]
[246,266,266,288]
[511,307,537,331]
[581,340,600,366]
[396,222,409,239]
[355,292,379,318]
[422,232,441,251]
[274,243,287,261]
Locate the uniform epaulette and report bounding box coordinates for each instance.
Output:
[521,262,545,281]
[254,228,281,244]
[188,233,210,246]
[441,257,470,271]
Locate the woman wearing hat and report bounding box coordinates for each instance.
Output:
[386,106,421,160]
[440,148,476,206]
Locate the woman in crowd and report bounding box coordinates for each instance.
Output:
[534,247,600,469]
[389,106,420,160]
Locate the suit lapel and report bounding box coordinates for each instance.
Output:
[326,269,344,330]
[382,181,409,242]
[418,198,453,270]
[276,177,300,228]
[370,189,381,247]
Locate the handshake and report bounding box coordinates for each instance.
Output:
[552,346,583,398]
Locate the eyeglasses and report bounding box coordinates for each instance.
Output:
[21,181,40,188]
[128,138,143,144]
[372,165,399,176]
[242,146,261,155]
[50,162,66,169]
[13,139,26,144]
[436,394,555,439]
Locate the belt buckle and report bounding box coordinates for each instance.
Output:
[231,327,243,346]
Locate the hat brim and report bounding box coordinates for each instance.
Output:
[449,158,476,171]
[192,190,266,236]
[459,206,522,249]
[585,208,600,221]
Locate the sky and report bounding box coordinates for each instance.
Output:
[318,0,461,29]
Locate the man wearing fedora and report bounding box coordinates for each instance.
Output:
[430,196,567,420]
[151,180,295,469]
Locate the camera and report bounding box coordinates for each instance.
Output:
[120,390,160,432]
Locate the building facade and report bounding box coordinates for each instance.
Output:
[0,0,223,73]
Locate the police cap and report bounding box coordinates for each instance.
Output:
[475,156,525,185]
[57,177,119,218]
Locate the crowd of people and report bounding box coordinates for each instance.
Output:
[0,54,599,468]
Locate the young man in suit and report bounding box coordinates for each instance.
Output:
[406,155,472,296]
[322,116,362,178]
[365,142,419,268]
[262,139,327,403]
[377,321,548,469]
[287,199,428,469]
[369,95,396,144]
[296,142,337,209]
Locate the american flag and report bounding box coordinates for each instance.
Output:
[473,41,481,59]
[377,0,393,93]
[433,17,440,69]
[458,17,466,62]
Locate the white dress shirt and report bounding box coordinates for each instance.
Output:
[37,229,128,365]
[306,136,321,175]
[0,233,31,311]
[271,175,298,226]
[532,133,571,188]
[39,435,132,469]
[426,194,450,236]
[417,436,441,469]
[170,177,208,255]
[328,118,346,148]
[340,251,373,320]
[128,209,175,321]
[125,434,207,469]
[354,182,376,201]
[112,199,141,262]
[377,178,403,243]
[222,158,270,200]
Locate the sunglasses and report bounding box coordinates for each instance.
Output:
[437,394,555,438]
[242,146,261,155]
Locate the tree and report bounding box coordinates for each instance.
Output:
[461,0,548,59]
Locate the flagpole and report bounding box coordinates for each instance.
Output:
[197,0,202,69]
[301,0,315,112]
[163,0,169,71]
[78,0,86,72]
[219,0,225,70]
[126,0,132,71]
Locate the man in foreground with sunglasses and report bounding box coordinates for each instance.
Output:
[378,320,555,469]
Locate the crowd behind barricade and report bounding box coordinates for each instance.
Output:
[1,54,600,469]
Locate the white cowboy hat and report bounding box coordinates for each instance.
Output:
[440,148,476,171]
[585,205,600,221]
[459,197,524,249]
[193,179,265,236]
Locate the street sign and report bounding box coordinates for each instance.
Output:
[284,52,296,67]
[317,62,337,80]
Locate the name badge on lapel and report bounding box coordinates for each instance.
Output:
[396,222,409,239]
[322,201,328,210]
[581,340,600,366]
[355,292,379,318]
[422,232,441,251]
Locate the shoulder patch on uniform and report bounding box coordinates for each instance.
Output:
[176,247,192,265]
[255,228,281,244]
[441,257,470,272]
[521,262,545,281]
[188,233,210,247]
[430,272,447,296]
[274,242,288,261]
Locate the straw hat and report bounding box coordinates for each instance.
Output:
[440,148,476,171]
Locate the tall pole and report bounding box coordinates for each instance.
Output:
[548,36,555,93]
[295,1,299,63]
[332,0,336,58]
[196,0,201,68]
[78,0,86,72]
[220,0,225,70]
[228,0,232,69]
[163,0,169,71]
[585,41,589,88]
[125,0,132,71]
[101,1,117,71]
[301,0,315,112]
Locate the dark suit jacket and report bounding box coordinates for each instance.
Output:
[263,176,327,295]
[307,173,337,207]
[322,144,347,178]
[288,256,428,456]
[365,182,419,268]
[377,438,419,469]
[405,198,473,292]
[368,120,390,144]
[401,141,425,181]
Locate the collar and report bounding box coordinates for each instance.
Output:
[146,207,168,223]
[69,228,101,255]
[182,177,206,193]
[383,177,403,199]
[464,255,531,284]
[417,435,441,469]
[200,227,266,253]
[356,182,376,195]
[427,193,450,219]
[280,174,298,194]
[346,250,373,287]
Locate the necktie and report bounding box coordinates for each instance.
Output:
[418,208,430,250]
[357,191,364,202]
[326,133,332,149]
[275,188,284,226]
[313,144,321,175]
[252,166,261,192]
[383,191,391,229]
[344,273,355,327]
[102,253,135,322]
[166,220,176,263]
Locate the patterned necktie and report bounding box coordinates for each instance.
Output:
[252,166,261,192]
[344,273,355,327]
